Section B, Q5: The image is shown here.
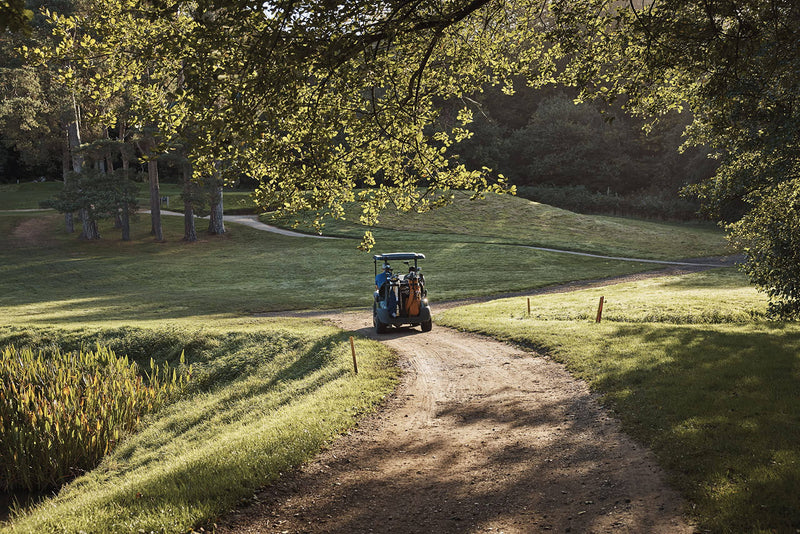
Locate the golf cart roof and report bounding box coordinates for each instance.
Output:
[373,252,426,262]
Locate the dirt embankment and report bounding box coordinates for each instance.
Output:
[218,309,693,533]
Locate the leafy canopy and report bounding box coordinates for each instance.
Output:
[32,0,544,247]
[546,0,800,317]
[26,0,800,312]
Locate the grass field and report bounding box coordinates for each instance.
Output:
[156,184,258,214]
[1,183,760,532]
[0,211,670,327]
[0,182,63,210]
[437,270,799,533]
[265,190,729,260]
[0,320,397,534]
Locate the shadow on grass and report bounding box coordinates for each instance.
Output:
[113,331,350,463]
[590,324,800,532]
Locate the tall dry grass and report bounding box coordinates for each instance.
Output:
[0,344,190,491]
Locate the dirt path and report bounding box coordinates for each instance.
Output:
[218,307,694,533]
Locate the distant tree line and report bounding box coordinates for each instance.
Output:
[438,82,718,219]
[0,0,233,242]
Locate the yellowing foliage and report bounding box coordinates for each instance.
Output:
[0,344,190,491]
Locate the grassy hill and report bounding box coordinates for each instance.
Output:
[265,191,729,260]
[0,185,757,533]
[0,211,683,327]
[0,321,397,534]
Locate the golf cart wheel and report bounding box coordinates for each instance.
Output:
[375,318,389,334]
[421,319,433,332]
[374,306,389,334]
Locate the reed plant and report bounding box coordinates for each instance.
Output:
[0,344,190,492]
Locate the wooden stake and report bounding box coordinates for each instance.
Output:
[349,336,358,374]
[527,297,531,316]
[596,296,605,323]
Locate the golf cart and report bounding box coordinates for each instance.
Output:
[373,252,432,334]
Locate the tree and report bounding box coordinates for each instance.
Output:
[31,0,799,316]
[205,173,225,236]
[729,178,800,318]
[543,0,800,317]
[31,0,531,248]
[0,0,32,34]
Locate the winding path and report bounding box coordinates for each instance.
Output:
[219,274,699,533]
[156,211,339,239]
[6,207,713,531]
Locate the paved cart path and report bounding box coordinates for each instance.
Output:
[219,302,695,533]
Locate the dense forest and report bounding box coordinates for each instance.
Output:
[444,81,717,218]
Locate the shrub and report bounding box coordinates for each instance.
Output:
[729,178,800,319]
[0,344,190,491]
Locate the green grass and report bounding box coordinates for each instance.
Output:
[0,207,661,532]
[265,191,729,260]
[157,184,258,214]
[0,191,743,533]
[437,270,800,533]
[0,182,64,210]
[0,182,257,213]
[0,321,398,533]
[0,211,662,327]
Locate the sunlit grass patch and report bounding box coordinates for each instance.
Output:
[0,322,398,534]
[0,213,659,327]
[438,269,800,532]
[265,191,728,260]
[470,269,767,324]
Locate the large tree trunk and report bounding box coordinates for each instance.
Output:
[182,164,197,242]
[148,157,163,241]
[138,136,164,241]
[68,115,100,240]
[61,137,74,233]
[104,127,114,174]
[120,157,131,242]
[118,122,131,241]
[99,130,113,225]
[207,181,225,235]
[79,211,100,240]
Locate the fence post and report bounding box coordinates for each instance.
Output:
[527,297,531,316]
[349,336,358,374]
[595,296,605,323]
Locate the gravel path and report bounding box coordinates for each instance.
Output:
[219,278,699,533]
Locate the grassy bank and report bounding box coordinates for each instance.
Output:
[265,191,728,260]
[437,270,799,533]
[0,182,64,210]
[0,188,747,532]
[0,212,662,326]
[0,321,397,533]
[3,183,727,261]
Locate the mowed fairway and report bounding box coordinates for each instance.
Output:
[0,186,743,533]
[266,190,729,260]
[0,208,694,328]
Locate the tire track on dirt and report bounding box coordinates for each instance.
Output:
[218,308,694,533]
